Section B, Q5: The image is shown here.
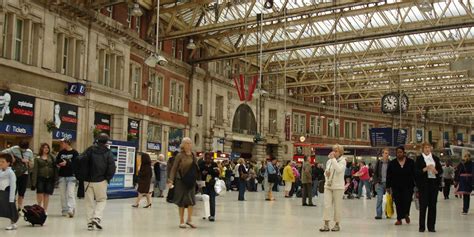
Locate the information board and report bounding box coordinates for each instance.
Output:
[106,140,136,189]
[369,128,407,147]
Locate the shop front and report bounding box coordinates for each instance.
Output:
[94,112,111,137]
[0,90,35,149]
[146,123,162,156]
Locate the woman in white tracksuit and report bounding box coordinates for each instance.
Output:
[320,144,347,232]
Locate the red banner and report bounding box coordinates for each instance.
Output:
[285,114,291,141]
[239,74,245,101]
[233,76,244,101]
[247,75,258,101]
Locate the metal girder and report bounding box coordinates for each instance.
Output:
[191,16,474,63]
[159,0,378,40]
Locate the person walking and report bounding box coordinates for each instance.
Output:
[0,153,19,230]
[168,137,200,229]
[442,161,454,200]
[78,133,116,231]
[154,154,167,198]
[282,161,295,198]
[320,144,347,232]
[455,153,473,215]
[32,143,57,213]
[373,148,390,219]
[199,153,219,222]
[265,156,278,201]
[237,158,248,201]
[166,151,178,203]
[301,156,315,207]
[2,141,33,212]
[132,153,153,208]
[354,161,371,199]
[56,138,79,218]
[386,146,416,226]
[415,143,443,233]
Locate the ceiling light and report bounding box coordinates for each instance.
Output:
[288,89,294,97]
[320,98,326,104]
[131,3,143,17]
[418,0,433,13]
[145,53,168,67]
[186,39,197,50]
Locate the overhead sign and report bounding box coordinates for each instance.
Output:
[94,112,111,135]
[127,119,140,141]
[0,90,35,136]
[66,83,86,96]
[369,128,408,147]
[52,102,78,140]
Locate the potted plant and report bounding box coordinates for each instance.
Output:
[45,120,57,133]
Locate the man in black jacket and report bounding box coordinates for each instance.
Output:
[80,133,116,231]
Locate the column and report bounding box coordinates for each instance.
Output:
[33,99,54,152]
[162,125,169,158]
[252,142,267,162]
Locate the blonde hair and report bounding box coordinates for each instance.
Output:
[158,154,165,161]
[464,153,471,162]
[422,142,432,149]
[332,144,344,154]
[179,137,193,152]
[237,158,245,164]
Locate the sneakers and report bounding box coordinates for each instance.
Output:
[68,210,75,218]
[331,224,340,232]
[92,218,103,230]
[461,212,468,215]
[87,222,94,231]
[5,224,17,231]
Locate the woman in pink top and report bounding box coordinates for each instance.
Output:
[354,161,371,199]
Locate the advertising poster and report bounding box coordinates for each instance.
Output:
[52,102,78,140]
[168,127,183,152]
[127,118,140,142]
[416,129,424,143]
[0,90,35,136]
[94,112,111,135]
[106,140,136,190]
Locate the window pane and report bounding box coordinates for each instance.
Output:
[14,19,23,61]
[62,38,69,74]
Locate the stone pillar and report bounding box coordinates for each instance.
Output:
[252,142,267,162]
[162,125,169,158]
[111,113,126,141]
[223,131,233,153]
[33,98,54,152]
[139,118,149,152]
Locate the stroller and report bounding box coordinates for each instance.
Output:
[344,177,356,199]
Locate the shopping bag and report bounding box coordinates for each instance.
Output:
[385,193,394,218]
[214,179,227,196]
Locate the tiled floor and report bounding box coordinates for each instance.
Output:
[0,188,472,236]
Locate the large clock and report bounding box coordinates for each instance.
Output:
[400,93,409,112]
[381,93,399,113]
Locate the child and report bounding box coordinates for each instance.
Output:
[0,153,18,230]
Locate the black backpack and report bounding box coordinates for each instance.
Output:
[23,205,47,226]
[75,147,93,181]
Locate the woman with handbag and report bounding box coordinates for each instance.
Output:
[265,156,278,201]
[237,158,248,201]
[320,144,347,232]
[168,138,200,229]
[32,143,57,213]
[132,153,153,208]
[454,153,472,215]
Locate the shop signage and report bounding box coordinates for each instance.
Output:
[0,90,35,136]
[52,102,78,140]
[168,127,183,152]
[285,115,291,141]
[94,112,111,135]
[416,129,423,143]
[147,142,161,151]
[127,119,140,141]
[369,128,407,147]
[66,83,86,96]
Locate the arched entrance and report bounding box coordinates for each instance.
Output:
[231,104,257,159]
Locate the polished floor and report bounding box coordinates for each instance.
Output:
[1,187,472,237]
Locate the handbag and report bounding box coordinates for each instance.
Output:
[385,194,394,218]
[268,173,278,183]
[180,155,198,189]
[12,152,28,177]
[214,179,226,195]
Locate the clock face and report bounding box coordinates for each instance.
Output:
[400,94,409,112]
[381,93,399,113]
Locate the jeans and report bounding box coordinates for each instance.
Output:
[463,194,470,213]
[203,184,216,217]
[375,182,386,218]
[358,179,371,198]
[58,176,77,214]
[312,179,318,197]
[85,181,108,222]
[238,179,246,200]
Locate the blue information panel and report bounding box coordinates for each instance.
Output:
[369,128,407,147]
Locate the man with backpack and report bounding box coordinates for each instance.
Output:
[77,134,116,231]
[2,141,33,212]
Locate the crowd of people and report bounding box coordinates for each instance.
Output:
[0,137,472,233]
